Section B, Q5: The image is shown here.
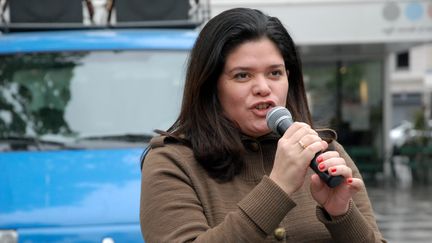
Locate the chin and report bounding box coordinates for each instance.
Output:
[247,128,271,138]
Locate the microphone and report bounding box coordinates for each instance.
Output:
[266,106,344,188]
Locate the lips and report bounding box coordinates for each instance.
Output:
[251,101,275,116]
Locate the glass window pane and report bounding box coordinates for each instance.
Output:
[303,59,384,175]
[0,50,188,139]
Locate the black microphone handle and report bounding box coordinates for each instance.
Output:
[310,151,345,188]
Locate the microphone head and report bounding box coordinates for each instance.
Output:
[266,106,293,134]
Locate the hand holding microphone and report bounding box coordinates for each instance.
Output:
[266,106,344,188]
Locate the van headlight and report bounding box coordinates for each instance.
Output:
[0,230,18,243]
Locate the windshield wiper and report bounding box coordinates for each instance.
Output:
[0,134,153,151]
[0,135,68,151]
[77,133,153,143]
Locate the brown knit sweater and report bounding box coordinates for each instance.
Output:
[140,133,386,243]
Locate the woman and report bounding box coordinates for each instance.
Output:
[140,8,385,242]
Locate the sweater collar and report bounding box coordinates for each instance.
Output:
[240,132,280,143]
[239,132,280,182]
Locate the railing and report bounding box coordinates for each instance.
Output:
[345,146,383,179]
[394,146,432,184]
[0,0,210,32]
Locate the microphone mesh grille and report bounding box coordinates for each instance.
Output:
[266,106,292,133]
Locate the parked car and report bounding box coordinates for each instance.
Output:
[390,120,432,149]
[390,120,417,148]
[0,28,197,243]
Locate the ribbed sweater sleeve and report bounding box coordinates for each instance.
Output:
[140,146,294,243]
[238,176,297,234]
[316,201,386,243]
[321,141,387,243]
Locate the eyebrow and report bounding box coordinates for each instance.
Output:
[226,64,285,74]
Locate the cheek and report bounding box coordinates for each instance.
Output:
[218,83,236,114]
[218,80,244,105]
[218,84,248,121]
[218,82,230,107]
[221,92,243,116]
[275,81,289,105]
[282,86,289,104]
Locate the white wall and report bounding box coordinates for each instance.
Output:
[391,44,432,93]
[211,0,432,45]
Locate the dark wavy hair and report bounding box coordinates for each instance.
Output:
[165,8,312,181]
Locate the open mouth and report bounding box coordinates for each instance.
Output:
[255,103,273,110]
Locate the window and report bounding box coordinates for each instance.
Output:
[303,60,384,175]
[0,50,188,142]
[396,51,409,69]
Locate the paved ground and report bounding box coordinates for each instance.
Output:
[366,162,432,243]
[368,184,432,243]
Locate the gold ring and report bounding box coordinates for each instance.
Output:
[298,140,307,149]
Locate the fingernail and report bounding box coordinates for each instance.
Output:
[347,178,353,184]
[318,163,325,171]
[330,168,337,173]
[316,156,323,163]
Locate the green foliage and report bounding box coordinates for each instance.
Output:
[413,108,426,130]
[412,109,430,146]
[0,52,85,137]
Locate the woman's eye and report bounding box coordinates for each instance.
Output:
[234,72,250,80]
[270,70,283,77]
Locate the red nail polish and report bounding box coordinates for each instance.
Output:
[318,163,325,170]
[347,178,353,184]
[331,168,337,173]
[316,156,323,163]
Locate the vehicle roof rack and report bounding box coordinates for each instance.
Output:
[0,0,210,33]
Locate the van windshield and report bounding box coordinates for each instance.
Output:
[0,51,188,148]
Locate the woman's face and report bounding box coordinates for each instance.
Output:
[217,37,289,137]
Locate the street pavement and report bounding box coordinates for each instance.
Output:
[367,181,432,243]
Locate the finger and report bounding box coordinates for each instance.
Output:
[284,122,317,142]
[281,122,310,138]
[317,157,345,172]
[327,165,352,178]
[316,151,340,162]
[339,178,364,203]
[298,133,323,148]
[346,177,364,193]
[304,140,328,155]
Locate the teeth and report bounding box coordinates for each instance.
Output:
[256,103,270,110]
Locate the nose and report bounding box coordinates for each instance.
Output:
[252,75,271,96]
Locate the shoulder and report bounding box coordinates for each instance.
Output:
[317,128,337,143]
[145,135,193,162]
[315,128,347,157]
[142,135,197,174]
[326,137,348,160]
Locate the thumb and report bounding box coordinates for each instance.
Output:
[310,174,325,193]
[346,178,365,195]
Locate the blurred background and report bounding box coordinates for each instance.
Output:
[0,0,431,242]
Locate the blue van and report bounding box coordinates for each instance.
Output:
[0,28,197,242]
